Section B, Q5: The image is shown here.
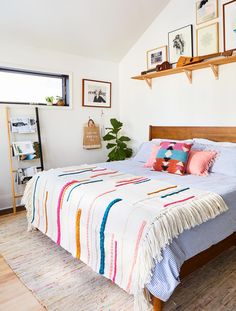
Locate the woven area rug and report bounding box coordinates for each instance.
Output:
[0,212,236,311]
[0,212,133,311]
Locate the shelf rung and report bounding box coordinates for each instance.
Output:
[14,194,23,198]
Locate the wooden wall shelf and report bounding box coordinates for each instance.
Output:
[131,55,236,89]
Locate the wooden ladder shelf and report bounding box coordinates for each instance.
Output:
[132,55,236,89]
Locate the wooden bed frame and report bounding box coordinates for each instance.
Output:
[149,126,236,311]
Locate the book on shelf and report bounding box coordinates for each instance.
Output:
[10,117,37,133]
[15,166,38,185]
[12,141,35,156]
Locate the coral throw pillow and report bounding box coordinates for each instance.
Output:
[153,141,193,175]
[186,150,217,176]
[144,144,160,168]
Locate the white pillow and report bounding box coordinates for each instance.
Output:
[152,138,193,144]
[132,141,158,163]
[193,138,236,148]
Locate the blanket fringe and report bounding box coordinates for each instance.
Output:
[134,289,152,311]
[133,193,228,310]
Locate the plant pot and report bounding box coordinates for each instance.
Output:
[46,102,53,106]
[57,100,65,106]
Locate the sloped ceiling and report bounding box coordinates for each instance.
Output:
[0,0,170,62]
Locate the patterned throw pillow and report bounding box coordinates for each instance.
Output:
[153,141,193,175]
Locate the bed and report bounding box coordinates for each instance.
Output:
[148,126,236,310]
[23,126,236,311]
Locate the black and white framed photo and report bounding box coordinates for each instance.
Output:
[82,79,111,108]
[196,0,218,25]
[168,25,193,64]
[223,0,236,51]
[146,46,167,70]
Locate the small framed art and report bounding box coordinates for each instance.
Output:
[82,79,111,108]
[223,0,236,51]
[196,0,218,25]
[146,46,167,70]
[196,22,219,56]
[168,25,193,64]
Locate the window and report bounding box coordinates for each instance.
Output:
[0,67,69,107]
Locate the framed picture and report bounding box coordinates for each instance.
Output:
[168,25,193,64]
[197,22,219,56]
[82,79,111,108]
[196,0,218,25]
[223,0,236,51]
[146,46,167,70]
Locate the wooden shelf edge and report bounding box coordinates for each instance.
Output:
[132,55,236,82]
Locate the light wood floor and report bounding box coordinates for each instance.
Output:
[0,254,46,311]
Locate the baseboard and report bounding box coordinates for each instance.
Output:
[0,205,26,216]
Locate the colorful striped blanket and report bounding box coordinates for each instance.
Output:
[23,165,228,310]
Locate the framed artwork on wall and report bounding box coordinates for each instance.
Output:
[196,0,218,25]
[196,22,219,56]
[223,0,236,51]
[82,79,111,108]
[146,46,167,70]
[168,25,193,64]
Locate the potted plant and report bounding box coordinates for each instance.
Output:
[56,96,65,106]
[103,118,133,161]
[45,96,54,106]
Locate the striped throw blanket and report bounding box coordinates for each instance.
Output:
[23,165,228,310]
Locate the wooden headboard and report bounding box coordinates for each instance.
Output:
[149,126,236,142]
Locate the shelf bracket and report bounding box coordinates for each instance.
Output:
[144,78,152,89]
[183,70,192,84]
[210,64,219,80]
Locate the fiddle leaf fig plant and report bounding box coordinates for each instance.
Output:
[103,118,133,162]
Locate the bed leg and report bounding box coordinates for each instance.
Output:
[152,296,163,311]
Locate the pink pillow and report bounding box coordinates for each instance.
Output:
[186,150,217,176]
[144,144,160,168]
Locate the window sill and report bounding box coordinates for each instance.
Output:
[0,103,72,110]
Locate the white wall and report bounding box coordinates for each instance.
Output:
[0,43,119,209]
[119,0,236,152]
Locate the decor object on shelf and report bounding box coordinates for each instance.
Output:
[197,22,219,56]
[168,24,193,64]
[176,50,232,67]
[196,0,218,25]
[141,61,172,75]
[10,117,36,133]
[12,141,35,156]
[83,118,102,149]
[146,46,167,70]
[45,96,54,106]
[103,118,132,162]
[56,96,65,106]
[223,0,236,51]
[82,79,111,108]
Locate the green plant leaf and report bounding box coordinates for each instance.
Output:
[103,133,116,141]
[106,143,116,149]
[107,147,117,161]
[119,136,131,142]
[117,141,127,149]
[125,148,133,158]
[110,118,123,130]
[116,148,126,160]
